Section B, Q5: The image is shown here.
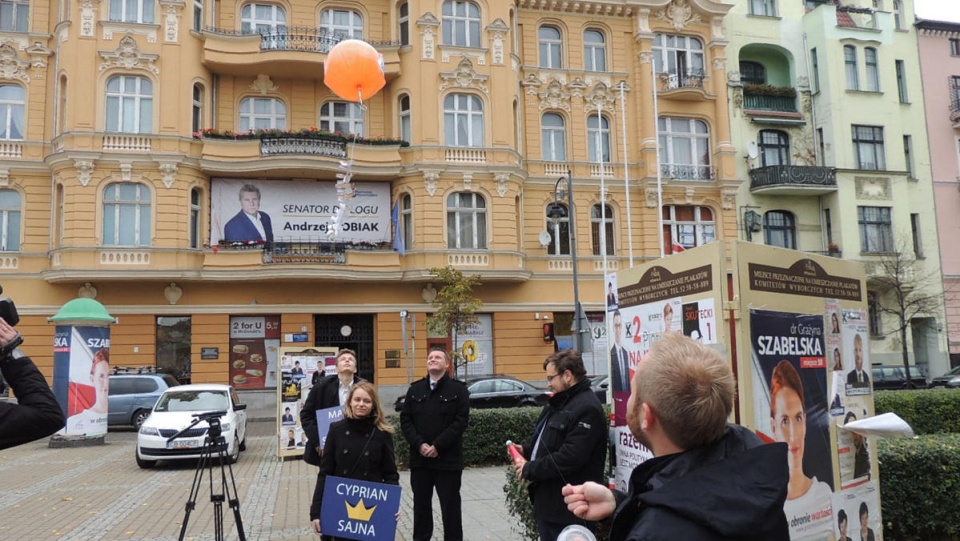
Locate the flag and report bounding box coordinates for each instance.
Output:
[671,242,686,254]
[391,202,405,256]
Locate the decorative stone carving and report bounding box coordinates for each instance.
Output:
[567,77,587,99]
[855,176,891,201]
[163,3,181,42]
[99,35,160,75]
[645,187,659,208]
[732,87,743,115]
[639,51,654,64]
[495,173,510,197]
[637,8,652,35]
[712,57,726,72]
[75,160,95,186]
[439,57,489,95]
[119,162,132,181]
[727,70,741,84]
[722,188,737,210]
[422,283,437,304]
[79,282,98,299]
[80,0,98,37]
[0,45,30,82]
[250,74,279,95]
[656,0,702,32]
[711,16,725,40]
[486,19,509,65]
[462,172,473,192]
[423,171,440,196]
[164,282,183,305]
[796,75,810,90]
[539,79,571,112]
[0,169,9,187]
[26,42,53,70]
[159,162,178,188]
[521,73,543,96]
[685,187,696,204]
[584,82,616,112]
[417,13,440,61]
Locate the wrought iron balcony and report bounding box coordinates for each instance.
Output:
[260,137,348,158]
[749,165,837,194]
[264,241,347,264]
[660,163,716,181]
[656,70,706,92]
[744,93,797,113]
[255,27,342,52]
[951,98,960,125]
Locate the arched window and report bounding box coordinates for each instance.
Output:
[0,189,21,251]
[105,75,153,133]
[398,2,409,45]
[447,192,486,249]
[444,93,483,147]
[759,129,790,167]
[399,94,411,142]
[441,0,480,47]
[545,202,569,256]
[190,188,201,249]
[588,114,610,163]
[584,29,606,71]
[239,97,286,131]
[192,83,204,134]
[541,113,566,161]
[401,193,413,249]
[764,210,796,249]
[591,204,614,256]
[739,61,766,85]
[663,205,714,254]
[320,9,363,39]
[103,182,151,246]
[539,25,562,68]
[658,117,711,180]
[320,101,364,135]
[240,3,286,33]
[0,85,25,140]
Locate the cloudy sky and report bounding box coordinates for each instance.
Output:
[914,0,960,22]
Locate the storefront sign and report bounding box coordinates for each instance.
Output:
[201,347,219,360]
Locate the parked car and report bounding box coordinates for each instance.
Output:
[590,375,610,404]
[108,373,180,429]
[929,365,960,389]
[136,384,247,469]
[871,365,928,390]
[394,375,551,412]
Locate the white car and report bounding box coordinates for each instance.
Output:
[136,384,248,469]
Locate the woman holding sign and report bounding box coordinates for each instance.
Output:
[310,381,399,539]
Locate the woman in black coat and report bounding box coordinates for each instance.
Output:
[309,381,399,539]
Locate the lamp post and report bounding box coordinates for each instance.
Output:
[547,170,587,352]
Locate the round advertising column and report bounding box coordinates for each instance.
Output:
[48,298,116,448]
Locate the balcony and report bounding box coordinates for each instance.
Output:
[656,71,710,100]
[743,84,803,123]
[749,165,837,195]
[951,98,960,129]
[661,163,716,181]
[261,137,347,158]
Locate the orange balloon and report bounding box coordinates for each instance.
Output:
[324,39,386,102]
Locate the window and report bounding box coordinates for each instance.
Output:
[193,0,203,30]
[817,127,825,166]
[442,0,480,48]
[903,134,914,178]
[0,85,24,140]
[320,9,363,39]
[105,75,153,134]
[951,76,960,108]
[591,204,614,256]
[952,39,960,56]
[320,101,364,135]
[663,205,715,254]
[895,60,908,103]
[191,83,203,134]
[584,29,606,71]
[239,97,285,131]
[54,184,63,247]
[763,210,796,249]
[810,48,820,93]
[739,61,766,85]
[588,114,610,163]
[893,0,903,29]
[109,0,155,23]
[858,206,892,253]
[539,26,563,68]
[658,117,711,180]
[824,208,833,245]
[653,34,704,79]
[853,125,885,170]
[399,2,409,45]
[868,290,882,336]
[447,192,486,249]
[911,213,922,257]
[749,0,776,16]
[759,129,790,167]
[189,188,201,249]
[57,75,67,136]
[240,3,286,34]
[844,45,859,90]
[401,193,413,249]
[864,47,879,92]
[0,0,29,32]
[0,190,20,251]
[103,182,151,246]
[157,317,192,383]
[444,93,483,147]
[399,94,411,142]
[541,113,566,161]
[546,202,569,256]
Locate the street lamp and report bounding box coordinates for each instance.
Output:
[547,170,588,352]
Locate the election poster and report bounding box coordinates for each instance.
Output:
[317,405,345,448]
[321,477,402,541]
[53,325,111,438]
[832,483,882,541]
[454,314,493,377]
[277,347,339,459]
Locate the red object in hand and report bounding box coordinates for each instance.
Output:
[506,440,525,468]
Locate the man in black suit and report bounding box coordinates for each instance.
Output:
[606,282,617,307]
[223,184,273,242]
[609,310,630,394]
[846,334,870,388]
[300,349,363,467]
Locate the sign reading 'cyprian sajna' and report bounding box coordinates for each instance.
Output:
[321,477,402,541]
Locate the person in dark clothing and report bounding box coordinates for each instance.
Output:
[399,349,469,541]
[309,381,399,539]
[512,349,607,541]
[301,349,363,468]
[837,509,853,541]
[0,318,66,450]
[563,334,790,541]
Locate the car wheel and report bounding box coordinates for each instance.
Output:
[227,434,240,464]
[239,436,247,452]
[132,409,150,430]
[135,446,156,469]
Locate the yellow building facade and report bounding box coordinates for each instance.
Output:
[4,0,739,394]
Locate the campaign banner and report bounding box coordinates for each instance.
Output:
[321,476,402,541]
[53,326,111,437]
[210,179,391,245]
[455,314,493,377]
[317,405,345,448]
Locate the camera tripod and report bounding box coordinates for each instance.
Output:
[167,411,247,541]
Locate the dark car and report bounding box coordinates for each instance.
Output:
[871,365,928,391]
[930,365,960,389]
[394,375,550,412]
[109,372,181,429]
[590,375,610,404]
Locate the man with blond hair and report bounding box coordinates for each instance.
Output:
[562,334,790,540]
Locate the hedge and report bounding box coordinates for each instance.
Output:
[874,389,960,435]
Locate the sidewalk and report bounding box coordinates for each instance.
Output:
[0,421,517,540]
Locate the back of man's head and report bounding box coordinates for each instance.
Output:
[636,334,734,450]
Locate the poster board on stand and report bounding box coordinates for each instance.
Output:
[277,347,339,459]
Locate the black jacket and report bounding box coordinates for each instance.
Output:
[521,378,607,526]
[301,374,364,466]
[309,416,400,521]
[610,424,789,541]
[399,373,469,470]
[0,353,66,450]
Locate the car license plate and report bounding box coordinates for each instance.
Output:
[168,438,199,450]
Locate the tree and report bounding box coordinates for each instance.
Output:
[867,236,945,388]
[426,266,483,377]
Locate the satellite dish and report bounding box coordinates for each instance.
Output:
[746,141,759,160]
[538,231,552,247]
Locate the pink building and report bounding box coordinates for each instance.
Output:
[918,19,960,367]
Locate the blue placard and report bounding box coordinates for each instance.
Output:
[321,476,401,541]
[291,333,309,343]
[316,406,345,448]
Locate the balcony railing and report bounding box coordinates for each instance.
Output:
[260,137,348,158]
[950,98,960,124]
[660,163,716,181]
[264,241,347,264]
[743,93,798,113]
[749,165,837,190]
[656,70,705,92]
[204,26,401,53]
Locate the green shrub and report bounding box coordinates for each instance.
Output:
[874,389,960,435]
[878,434,960,541]
[503,466,539,541]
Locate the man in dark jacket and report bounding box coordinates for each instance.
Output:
[400,349,470,541]
[513,349,607,541]
[562,334,790,541]
[0,318,66,450]
[300,349,363,467]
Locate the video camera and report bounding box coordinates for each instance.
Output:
[0,286,18,326]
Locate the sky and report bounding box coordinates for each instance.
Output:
[914,0,960,22]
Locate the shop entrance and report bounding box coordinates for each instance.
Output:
[315,314,375,382]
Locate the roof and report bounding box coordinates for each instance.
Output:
[166,384,232,392]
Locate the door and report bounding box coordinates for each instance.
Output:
[315,314,376,383]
